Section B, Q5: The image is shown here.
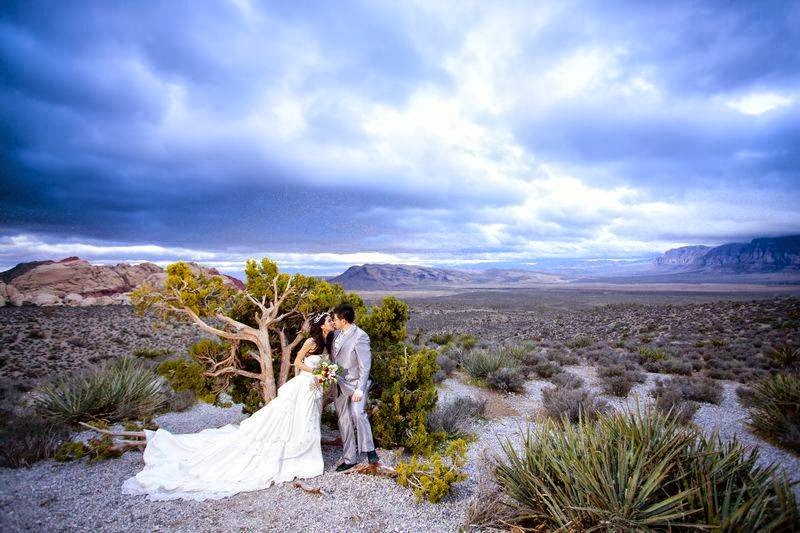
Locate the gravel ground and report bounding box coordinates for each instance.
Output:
[0,399,470,532]
[3,368,800,532]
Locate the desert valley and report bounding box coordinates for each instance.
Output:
[1,236,800,531]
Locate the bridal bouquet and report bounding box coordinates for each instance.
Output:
[312,358,340,389]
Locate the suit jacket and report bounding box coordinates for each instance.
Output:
[333,325,372,396]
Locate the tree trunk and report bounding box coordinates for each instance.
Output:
[254,333,276,401]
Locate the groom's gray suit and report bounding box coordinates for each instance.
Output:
[332,324,375,463]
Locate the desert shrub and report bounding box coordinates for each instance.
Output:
[133,348,173,359]
[549,351,580,365]
[597,363,645,382]
[674,375,722,404]
[566,335,593,349]
[495,407,800,531]
[549,371,584,389]
[659,357,693,376]
[395,439,467,503]
[769,343,800,368]
[427,397,486,439]
[163,389,196,412]
[650,380,699,425]
[188,338,228,363]
[157,358,218,404]
[372,345,441,454]
[526,358,562,379]
[746,373,800,452]
[434,346,461,382]
[601,374,636,397]
[35,357,165,425]
[541,386,608,424]
[457,334,477,350]
[486,367,525,393]
[0,411,69,467]
[462,349,514,381]
[429,332,454,346]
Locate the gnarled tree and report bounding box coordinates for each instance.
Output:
[131,259,361,403]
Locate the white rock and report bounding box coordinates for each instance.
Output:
[79,296,97,307]
[64,292,84,306]
[95,296,115,305]
[30,291,61,306]
[6,284,24,306]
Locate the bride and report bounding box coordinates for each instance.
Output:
[122,312,335,501]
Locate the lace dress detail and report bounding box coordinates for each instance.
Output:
[121,355,324,501]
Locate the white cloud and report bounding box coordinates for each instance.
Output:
[726,92,793,115]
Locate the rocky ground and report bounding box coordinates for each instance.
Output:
[1,288,799,531]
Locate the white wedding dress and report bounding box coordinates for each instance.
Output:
[122,354,324,501]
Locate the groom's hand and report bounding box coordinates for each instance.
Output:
[352,389,363,403]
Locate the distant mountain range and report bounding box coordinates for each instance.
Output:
[329,235,800,289]
[328,263,563,290]
[2,235,798,305]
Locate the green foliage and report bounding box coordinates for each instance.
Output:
[188,338,228,363]
[55,436,125,462]
[746,373,800,452]
[462,349,515,381]
[157,358,218,404]
[131,261,235,318]
[429,332,453,346]
[359,296,410,352]
[637,345,667,362]
[35,357,165,425]
[228,373,264,414]
[0,410,68,467]
[395,439,468,503]
[457,334,477,351]
[495,407,799,531]
[372,345,442,454]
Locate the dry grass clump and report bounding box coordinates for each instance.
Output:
[597,362,646,397]
[495,407,799,531]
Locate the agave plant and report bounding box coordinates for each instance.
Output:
[495,406,799,531]
[747,373,800,452]
[35,356,165,424]
[461,349,515,380]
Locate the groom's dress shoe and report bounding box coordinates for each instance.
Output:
[336,462,358,473]
[367,450,380,464]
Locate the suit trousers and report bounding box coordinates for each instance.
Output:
[334,384,375,464]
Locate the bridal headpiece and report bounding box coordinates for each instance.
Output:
[312,312,329,325]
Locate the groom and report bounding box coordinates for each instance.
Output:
[332,303,379,471]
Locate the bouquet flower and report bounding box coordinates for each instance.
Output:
[312,358,341,389]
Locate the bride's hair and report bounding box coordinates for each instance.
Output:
[308,312,329,355]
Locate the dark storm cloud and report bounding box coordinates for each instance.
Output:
[1,1,798,271]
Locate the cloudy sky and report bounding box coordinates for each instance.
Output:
[1,1,799,276]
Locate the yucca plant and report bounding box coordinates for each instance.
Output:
[35,357,165,425]
[461,349,515,380]
[747,373,800,452]
[769,344,800,369]
[495,407,799,531]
